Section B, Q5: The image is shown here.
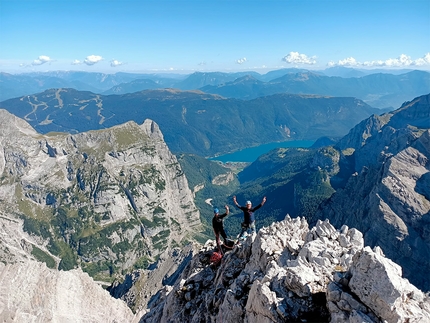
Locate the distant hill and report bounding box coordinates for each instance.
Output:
[0,88,380,156]
[174,71,263,90]
[102,78,171,95]
[0,72,102,101]
[259,68,316,81]
[0,71,185,101]
[22,71,186,90]
[322,66,367,78]
[200,70,430,109]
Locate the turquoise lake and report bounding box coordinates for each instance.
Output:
[209,140,315,163]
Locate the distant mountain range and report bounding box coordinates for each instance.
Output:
[1,68,428,109]
[0,88,381,156]
[200,70,430,109]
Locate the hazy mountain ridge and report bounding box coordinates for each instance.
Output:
[103,78,176,95]
[0,109,201,281]
[0,88,380,156]
[201,70,430,109]
[2,69,428,110]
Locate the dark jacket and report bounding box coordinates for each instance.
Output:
[212,212,228,233]
[236,203,262,224]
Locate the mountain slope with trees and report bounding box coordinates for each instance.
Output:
[0,88,380,156]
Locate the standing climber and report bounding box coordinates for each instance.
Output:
[233,195,266,239]
[212,205,230,254]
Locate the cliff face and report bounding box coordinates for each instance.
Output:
[142,217,430,323]
[317,94,430,291]
[0,109,201,280]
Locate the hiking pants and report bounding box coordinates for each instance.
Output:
[239,221,256,238]
[215,228,228,254]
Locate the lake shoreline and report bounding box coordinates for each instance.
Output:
[209,140,315,163]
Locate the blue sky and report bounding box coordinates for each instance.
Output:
[1,0,429,74]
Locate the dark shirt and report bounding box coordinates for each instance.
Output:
[237,203,262,224]
[212,212,228,232]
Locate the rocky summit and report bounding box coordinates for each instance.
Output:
[141,217,430,323]
[3,215,428,322]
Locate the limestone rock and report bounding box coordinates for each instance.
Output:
[316,95,430,291]
[140,217,430,323]
[327,246,430,323]
[109,243,198,312]
[0,260,137,323]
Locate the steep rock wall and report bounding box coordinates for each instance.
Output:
[0,109,201,280]
[317,130,430,290]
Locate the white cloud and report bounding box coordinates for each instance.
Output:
[110,59,123,67]
[413,53,430,66]
[32,55,52,66]
[328,53,430,68]
[327,57,359,67]
[236,57,247,64]
[71,59,82,65]
[282,52,316,65]
[363,54,413,67]
[84,55,103,66]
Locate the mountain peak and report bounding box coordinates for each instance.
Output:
[233,74,259,82]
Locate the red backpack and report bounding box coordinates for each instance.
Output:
[210,251,223,266]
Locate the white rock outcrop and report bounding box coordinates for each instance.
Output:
[0,260,137,323]
[141,217,430,323]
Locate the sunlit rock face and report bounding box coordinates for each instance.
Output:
[141,217,430,323]
[0,260,137,323]
[318,94,430,291]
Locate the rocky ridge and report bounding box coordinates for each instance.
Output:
[142,217,430,323]
[317,94,430,290]
[108,243,199,313]
[0,109,201,280]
